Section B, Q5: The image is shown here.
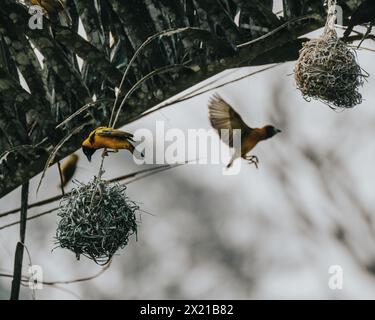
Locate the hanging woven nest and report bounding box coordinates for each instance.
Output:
[294,1,367,109]
[55,177,139,265]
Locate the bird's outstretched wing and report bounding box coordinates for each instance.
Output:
[208,94,251,146]
[96,128,134,141]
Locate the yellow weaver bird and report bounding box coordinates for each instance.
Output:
[82,127,143,162]
[31,0,71,24]
[208,94,281,168]
[59,154,79,187]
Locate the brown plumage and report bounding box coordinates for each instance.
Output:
[59,154,79,187]
[208,94,281,168]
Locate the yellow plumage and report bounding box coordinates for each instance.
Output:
[82,126,141,162]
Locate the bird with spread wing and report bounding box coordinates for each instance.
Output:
[81,127,143,162]
[208,94,281,169]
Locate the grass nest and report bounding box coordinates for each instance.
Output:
[294,30,367,109]
[55,177,139,265]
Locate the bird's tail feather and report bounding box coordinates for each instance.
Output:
[128,143,135,154]
[129,142,144,158]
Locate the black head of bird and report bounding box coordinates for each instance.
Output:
[82,146,95,162]
[263,125,282,139]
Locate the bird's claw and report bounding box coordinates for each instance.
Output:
[102,149,118,158]
[246,155,259,169]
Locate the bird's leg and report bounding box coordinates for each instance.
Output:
[101,149,119,157]
[101,148,109,158]
[245,155,259,169]
[357,22,373,48]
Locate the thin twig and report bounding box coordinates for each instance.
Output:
[126,163,186,185]
[0,195,62,218]
[54,65,186,130]
[109,164,172,183]
[97,29,194,186]
[95,65,188,183]
[54,65,188,131]
[0,207,58,231]
[55,99,113,129]
[352,46,375,53]
[0,162,189,230]
[109,27,190,127]
[237,14,319,48]
[111,64,189,127]
[0,259,111,286]
[129,64,281,123]
[36,124,89,194]
[0,273,27,280]
[43,259,112,285]
[0,164,183,220]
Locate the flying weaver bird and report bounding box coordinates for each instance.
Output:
[59,154,79,187]
[82,127,143,162]
[343,0,375,47]
[208,94,281,169]
[31,0,71,24]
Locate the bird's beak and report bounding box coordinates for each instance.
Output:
[275,128,282,134]
[86,154,92,162]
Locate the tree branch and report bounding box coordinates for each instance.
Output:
[10,181,29,300]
